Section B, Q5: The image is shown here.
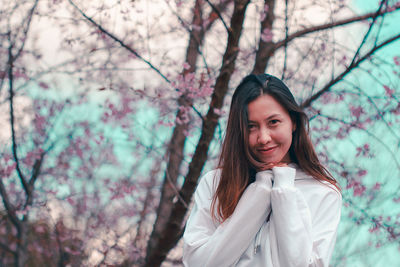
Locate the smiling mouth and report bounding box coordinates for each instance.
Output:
[257,146,277,154]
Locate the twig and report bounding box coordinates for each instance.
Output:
[68,0,171,84]
[281,0,289,80]
[301,32,400,108]
[347,0,387,70]
[7,32,29,195]
[204,0,231,33]
[274,3,400,50]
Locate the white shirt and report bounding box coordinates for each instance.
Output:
[182,164,342,267]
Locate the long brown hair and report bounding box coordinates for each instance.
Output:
[211,74,340,222]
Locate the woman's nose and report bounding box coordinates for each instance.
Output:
[257,128,271,144]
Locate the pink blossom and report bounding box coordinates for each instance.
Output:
[35,225,47,233]
[213,108,224,116]
[392,103,400,115]
[356,144,370,157]
[357,169,367,177]
[372,182,381,191]
[3,163,16,177]
[192,25,202,31]
[347,180,366,197]
[110,193,124,200]
[3,153,12,162]
[383,85,395,97]
[261,28,273,42]
[67,197,75,206]
[39,82,49,89]
[34,114,46,131]
[158,119,174,127]
[353,184,366,196]
[183,62,190,70]
[203,18,211,29]
[369,224,379,233]
[394,56,400,66]
[176,106,191,125]
[350,106,364,118]
[175,0,183,7]
[64,246,81,255]
[13,70,29,80]
[339,55,347,66]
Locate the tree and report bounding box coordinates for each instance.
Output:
[1,0,400,266]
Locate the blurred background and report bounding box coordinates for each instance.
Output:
[1,0,399,266]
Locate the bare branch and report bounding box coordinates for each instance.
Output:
[274,3,400,50]
[0,179,20,229]
[204,0,231,33]
[7,32,29,195]
[347,0,387,69]
[281,0,289,80]
[0,241,16,256]
[315,113,400,169]
[67,0,171,84]
[13,0,39,60]
[346,197,400,242]
[301,33,400,108]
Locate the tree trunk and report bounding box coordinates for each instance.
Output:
[252,0,276,74]
[15,223,27,267]
[144,0,251,266]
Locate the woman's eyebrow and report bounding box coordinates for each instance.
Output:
[248,113,282,123]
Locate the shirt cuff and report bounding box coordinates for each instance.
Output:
[272,166,296,188]
[255,170,273,188]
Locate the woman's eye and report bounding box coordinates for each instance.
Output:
[270,119,280,125]
[248,124,256,130]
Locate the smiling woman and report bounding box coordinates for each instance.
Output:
[182,74,342,267]
[247,94,295,165]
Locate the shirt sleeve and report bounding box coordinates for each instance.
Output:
[270,166,342,267]
[183,170,274,267]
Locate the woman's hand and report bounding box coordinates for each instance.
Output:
[259,162,288,171]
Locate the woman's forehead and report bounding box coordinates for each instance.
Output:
[247,95,289,120]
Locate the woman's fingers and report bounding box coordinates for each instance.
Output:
[259,162,288,170]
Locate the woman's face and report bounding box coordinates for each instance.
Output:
[247,94,295,164]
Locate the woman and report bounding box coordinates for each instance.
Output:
[182,74,342,267]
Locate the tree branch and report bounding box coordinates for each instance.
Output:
[204,0,231,33]
[281,0,289,80]
[252,0,276,74]
[315,113,400,169]
[67,0,171,84]
[0,179,20,229]
[13,0,39,60]
[274,3,400,50]
[347,0,387,69]
[300,33,400,108]
[145,1,251,266]
[275,5,400,49]
[7,32,29,196]
[0,241,16,256]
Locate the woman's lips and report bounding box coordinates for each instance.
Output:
[257,146,277,154]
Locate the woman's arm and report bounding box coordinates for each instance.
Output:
[270,166,342,267]
[183,170,273,267]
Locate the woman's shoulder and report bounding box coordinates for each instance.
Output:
[294,167,341,199]
[197,168,222,194]
[293,170,342,218]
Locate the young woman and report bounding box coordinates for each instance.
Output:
[182,74,342,267]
